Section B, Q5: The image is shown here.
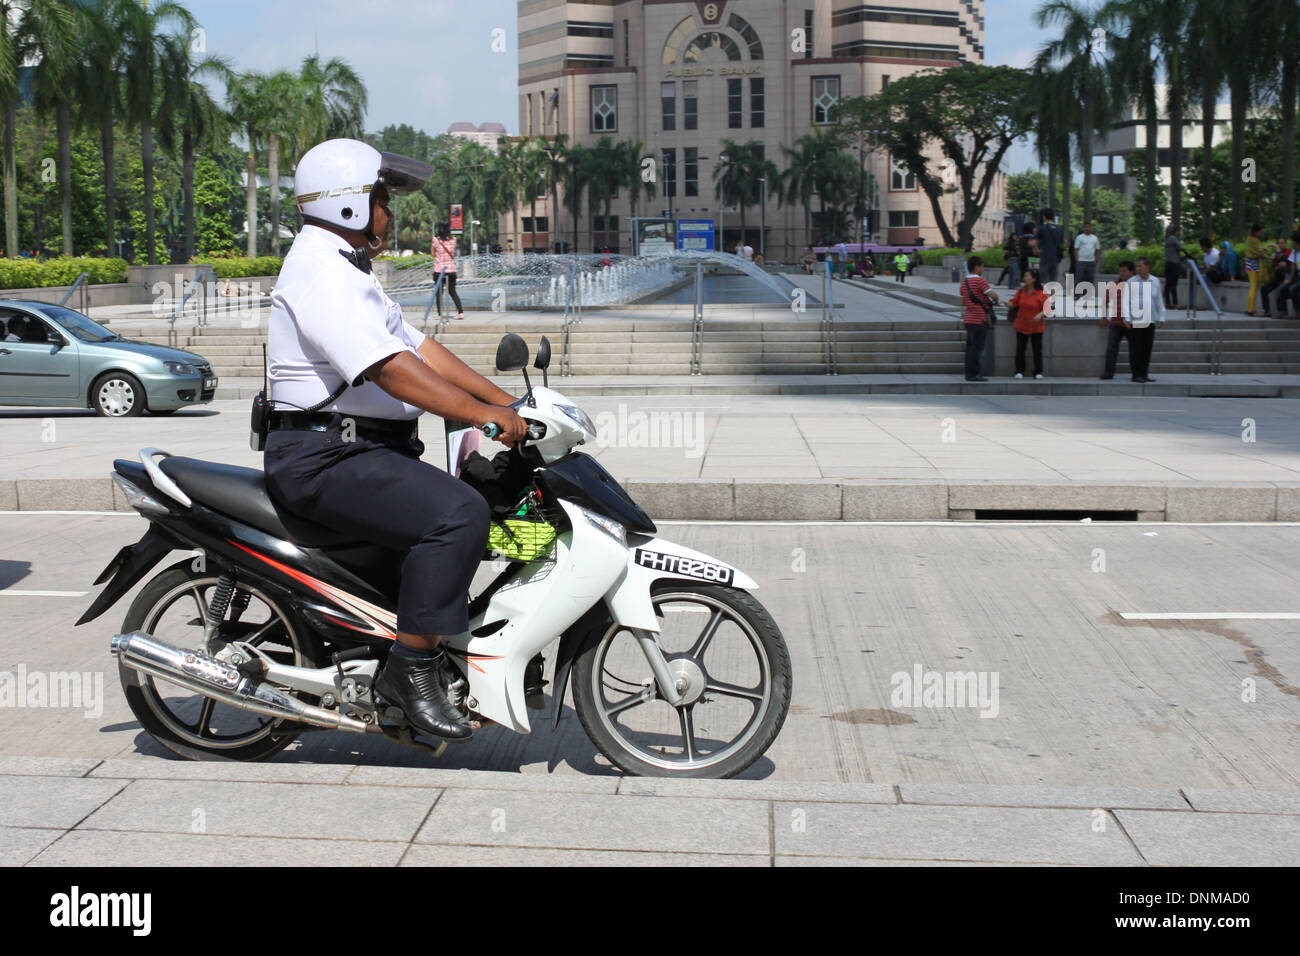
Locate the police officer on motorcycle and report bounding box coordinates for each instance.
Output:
[264,139,527,739]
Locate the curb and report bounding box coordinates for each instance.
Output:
[7,477,1300,522]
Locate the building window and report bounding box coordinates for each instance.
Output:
[521,216,548,233]
[683,80,698,130]
[623,20,629,67]
[727,13,764,60]
[684,32,742,62]
[728,78,743,128]
[888,210,919,228]
[804,9,814,59]
[567,54,615,69]
[882,75,890,90]
[591,85,617,133]
[684,147,699,197]
[568,20,614,39]
[812,76,839,125]
[890,154,916,191]
[662,148,677,199]
[661,81,676,131]
[750,78,764,128]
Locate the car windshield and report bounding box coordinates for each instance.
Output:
[36,305,119,343]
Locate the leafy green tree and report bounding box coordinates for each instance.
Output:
[840,64,1035,250]
[192,154,239,255]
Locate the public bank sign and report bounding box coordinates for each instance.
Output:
[665,65,761,77]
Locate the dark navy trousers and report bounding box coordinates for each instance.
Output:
[264,424,489,636]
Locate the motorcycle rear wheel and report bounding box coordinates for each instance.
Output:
[572,581,791,778]
[118,562,308,761]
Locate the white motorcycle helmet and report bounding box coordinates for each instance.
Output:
[294,138,433,249]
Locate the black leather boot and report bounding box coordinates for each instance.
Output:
[375,647,473,740]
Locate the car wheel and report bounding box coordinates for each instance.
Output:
[91,372,145,418]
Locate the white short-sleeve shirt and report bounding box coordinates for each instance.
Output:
[268,225,425,420]
[1074,233,1100,263]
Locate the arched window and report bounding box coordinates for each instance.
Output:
[662,17,698,64]
[683,31,742,62]
[727,14,764,59]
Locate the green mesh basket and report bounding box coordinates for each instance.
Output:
[486,494,559,562]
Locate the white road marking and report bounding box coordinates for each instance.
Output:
[1120,612,1300,621]
[0,589,88,597]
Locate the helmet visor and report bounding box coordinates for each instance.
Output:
[377,152,433,194]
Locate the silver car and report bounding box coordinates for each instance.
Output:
[0,301,216,417]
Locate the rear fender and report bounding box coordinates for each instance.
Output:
[75,525,175,625]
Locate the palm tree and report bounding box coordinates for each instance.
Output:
[619,138,654,223]
[777,134,821,247]
[1184,0,1230,235]
[540,133,568,253]
[226,71,265,257]
[298,54,367,143]
[558,140,590,253]
[157,38,231,261]
[1034,0,1114,223]
[259,70,306,256]
[523,138,550,253]
[714,139,778,249]
[81,0,128,255]
[494,136,529,254]
[26,0,79,256]
[1102,2,1161,241]
[120,0,194,263]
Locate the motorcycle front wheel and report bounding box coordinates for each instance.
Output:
[571,581,791,778]
[118,562,308,761]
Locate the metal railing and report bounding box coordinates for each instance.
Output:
[559,260,581,376]
[1182,258,1225,375]
[822,258,839,375]
[58,271,89,313]
[689,261,704,374]
[167,268,213,346]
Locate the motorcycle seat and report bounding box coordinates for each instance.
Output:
[115,456,356,548]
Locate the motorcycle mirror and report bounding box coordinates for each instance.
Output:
[495,333,530,373]
[534,336,551,387]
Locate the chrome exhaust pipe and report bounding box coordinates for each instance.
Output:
[111,631,372,734]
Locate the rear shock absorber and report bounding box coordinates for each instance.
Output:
[203,573,237,648]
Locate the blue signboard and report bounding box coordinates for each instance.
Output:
[676,219,715,252]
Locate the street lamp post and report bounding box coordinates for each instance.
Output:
[758,177,766,260]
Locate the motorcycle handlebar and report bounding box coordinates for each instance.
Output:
[481,421,545,441]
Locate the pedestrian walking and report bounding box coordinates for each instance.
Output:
[960,255,999,381]
[1008,268,1049,379]
[1034,209,1064,284]
[893,251,909,282]
[997,232,1021,288]
[1126,256,1164,382]
[432,222,464,320]
[1100,260,1136,379]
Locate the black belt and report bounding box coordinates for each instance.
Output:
[269,410,418,441]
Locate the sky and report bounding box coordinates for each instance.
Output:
[183,0,1052,172]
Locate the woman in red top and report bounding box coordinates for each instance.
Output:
[432,222,464,320]
[1008,268,1050,379]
